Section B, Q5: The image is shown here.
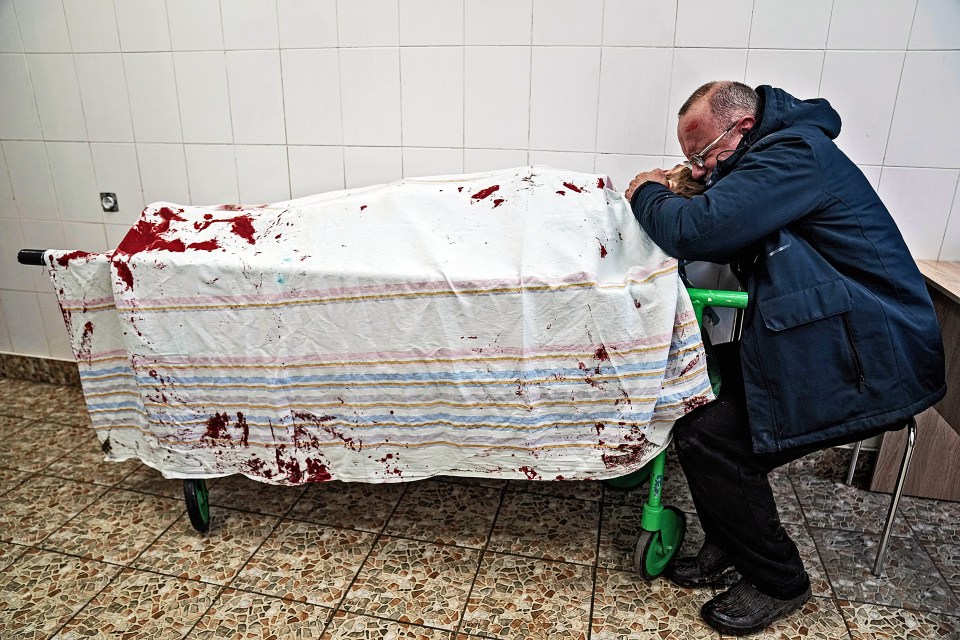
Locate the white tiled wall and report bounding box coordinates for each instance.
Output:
[0,0,958,359]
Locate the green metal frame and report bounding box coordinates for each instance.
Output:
[629,286,750,576]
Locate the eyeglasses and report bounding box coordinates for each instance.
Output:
[683,120,739,169]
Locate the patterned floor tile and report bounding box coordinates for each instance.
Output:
[506,478,602,502]
[770,469,805,526]
[233,519,375,606]
[38,390,93,428]
[0,540,27,571]
[784,523,833,598]
[434,475,506,489]
[717,596,849,639]
[839,600,960,639]
[208,473,307,516]
[0,419,87,472]
[900,496,960,545]
[54,568,221,639]
[384,480,502,548]
[461,552,593,640]
[288,481,406,533]
[919,539,960,596]
[134,508,279,584]
[790,447,873,486]
[0,474,107,545]
[41,488,182,564]
[118,465,206,500]
[0,548,120,640]
[0,465,28,496]
[42,432,140,486]
[322,610,453,639]
[0,379,67,420]
[186,588,333,639]
[342,536,479,630]
[488,492,599,564]
[812,527,960,614]
[793,475,911,536]
[592,567,715,639]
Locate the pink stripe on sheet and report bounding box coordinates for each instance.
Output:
[109,262,676,309]
[132,332,680,367]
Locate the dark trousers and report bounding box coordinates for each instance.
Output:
[673,340,898,599]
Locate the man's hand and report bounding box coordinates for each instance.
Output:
[625,169,669,201]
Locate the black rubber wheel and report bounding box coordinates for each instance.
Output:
[183,479,211,533]
[633,506,686,580]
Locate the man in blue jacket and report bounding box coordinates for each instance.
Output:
[625,81,946,636]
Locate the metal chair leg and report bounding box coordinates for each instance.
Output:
[872,416,917,576]
[845,440,863,485]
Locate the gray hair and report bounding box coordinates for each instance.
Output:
[679,81,759,126]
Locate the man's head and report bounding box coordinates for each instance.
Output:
[677,81,759,181]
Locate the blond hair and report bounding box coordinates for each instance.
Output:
[667,166,706,199]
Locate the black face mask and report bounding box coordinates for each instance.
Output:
[704,166,722,189]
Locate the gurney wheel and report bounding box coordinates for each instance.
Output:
[633,506,686,580]
[183,479,211,533]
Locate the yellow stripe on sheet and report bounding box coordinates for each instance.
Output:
[109,265,678,313]
[140,333,698,372]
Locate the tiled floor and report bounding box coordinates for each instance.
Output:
[1,376,958,639]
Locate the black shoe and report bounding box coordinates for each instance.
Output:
[667,542,739,588]
[701,578,812,636]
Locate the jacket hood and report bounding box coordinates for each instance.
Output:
[750,85,842,142]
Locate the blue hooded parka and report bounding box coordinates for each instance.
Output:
[632,85,946,453]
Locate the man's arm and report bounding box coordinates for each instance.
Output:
[630,137,826,262]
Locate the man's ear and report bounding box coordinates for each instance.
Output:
[739,115,756,134]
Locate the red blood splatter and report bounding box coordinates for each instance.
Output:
[601,440,650,469]
[578,361,587,371]
[633,299,642,309]
[55,250,92,267]
[275,234,282,239]
[595,345,609,361]
[597,177,605,189]
[275,446,302,483]
[76,321,94,361]
[493,198,504,208]
[236,412,249,447]
[519,466,540,480]
[205,412,230,439]
[457,186,464,192]
[114,261,134,290]
[246,458,271,478]
[595,422,604,435]
[679,354,701,376]
[563,182,582,193]
[293,411,360,451]
[556,190,566,196]
[187,239,219,251]
[684,121,700,133]
[555,475,565,480]
[684,395,711,412]
[360,205,368,211]
[192,215,256,244]
[305,458,332,482]
[598,242,607,258]
[204,213,214,219]
[472,185,500,200]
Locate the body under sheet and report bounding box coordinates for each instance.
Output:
[47,166,713,484]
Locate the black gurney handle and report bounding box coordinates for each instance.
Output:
[17,249,47,266]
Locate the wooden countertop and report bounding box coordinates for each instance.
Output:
[917,260,960,305]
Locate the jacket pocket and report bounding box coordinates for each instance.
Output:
[757,280,852,332]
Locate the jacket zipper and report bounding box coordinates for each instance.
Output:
[841,313,866,392]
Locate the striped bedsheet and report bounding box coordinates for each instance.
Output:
[46,166,713,484]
